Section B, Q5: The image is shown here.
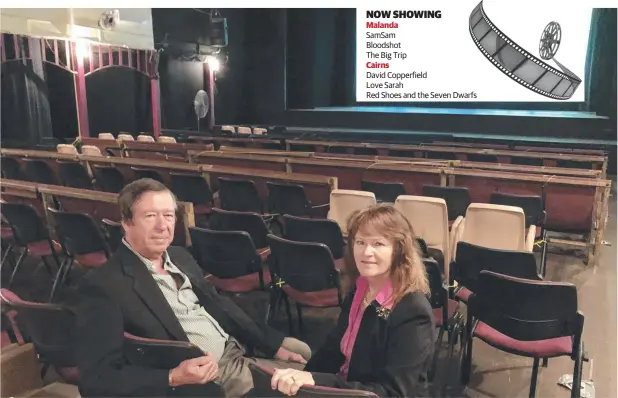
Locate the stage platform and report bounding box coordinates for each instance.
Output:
[312,106,608,120]
[278,126,616,147]
[283,106,616,143]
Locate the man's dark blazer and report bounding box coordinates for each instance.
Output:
[304,288,436,397]
[70,244,286,397]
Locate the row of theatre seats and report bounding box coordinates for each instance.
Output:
[0,140,592,397]
[97,128,266,143]
[98,132,179,143]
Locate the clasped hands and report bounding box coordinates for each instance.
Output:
[271,368,315,396]
[272,347,314,395]
[169,353,219,386]
[168,347,309,390]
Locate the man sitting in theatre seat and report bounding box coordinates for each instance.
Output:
[71,178,311,397]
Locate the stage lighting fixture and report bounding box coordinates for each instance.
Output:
[209,17,228,47]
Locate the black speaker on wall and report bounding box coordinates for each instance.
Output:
[210,17,228,47]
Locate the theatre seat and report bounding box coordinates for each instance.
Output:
[395,195,452,282]
[157,136,177,143]
[452,203,530,261]
[80,145,103,156]
[56,144,78,155]
[137,135,155,142]
[327,189,376,235]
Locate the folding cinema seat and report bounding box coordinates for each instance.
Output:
[327,189,376,236]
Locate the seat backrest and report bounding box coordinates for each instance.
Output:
[130,168,164,183]
[253,128,267,136]
[56,144,78,155]
[0,201,48,245]
[471,271,582,342]
[48,208,109,255]
[157,136,177,143]
[489,192,545,227]
[118,134,134,141]
[1,157,25,180]
[170,173,213,205]
[454,241,541,294]
[266,182,311,217]
[56,161,92,189]
[462,203,526,251]
[327,190,376,235]
[123,332,204,369]
[210,208,270,249]
[189,227,261,279]
[249,363,378,397]
[92,166,125,193]
[98,133,114,140]
[283,215,345,260]
[221,125,236,134]
[81,145,103,156]
[137,135,155,142]
[422,185,471,221]
[101,219,123,252]
[360,180,406,203]
[23,159,57,184]
[0,289,76,367]
[217,177,262,213]
[268,234,339,294]
[395,195,450,267]
[237,126,251,135]
[423,257,445,311]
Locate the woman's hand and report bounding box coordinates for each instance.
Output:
[271,368,315,396]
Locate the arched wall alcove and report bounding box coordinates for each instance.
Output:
[0,34,78,146]
[0,33,160,142]
[84,46,156,135]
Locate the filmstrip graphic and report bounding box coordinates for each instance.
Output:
[469,1,582,100]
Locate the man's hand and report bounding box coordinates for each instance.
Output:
[169,354,219,386]
[275,347,308,365]
[271,368,315,396]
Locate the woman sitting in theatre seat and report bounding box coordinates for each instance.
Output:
[270,203,436,397]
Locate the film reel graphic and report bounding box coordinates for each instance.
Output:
[469,1,582,100]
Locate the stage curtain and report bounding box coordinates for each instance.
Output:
[584,8,617,123]
[286,8,355,109]
[0,35,54,147]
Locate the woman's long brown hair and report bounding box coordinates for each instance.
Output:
[342,203,430,306]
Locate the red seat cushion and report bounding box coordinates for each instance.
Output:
[56,366,80,384]
[207,269,271,293]
[1,330,11,348]
[26,240,62,257]
[455,287,472,303]
[474,321,573,358]
[74,251,108,267]
[282,286,340,307]
[432,299,460,327]
[193,204,212,215]
[1,227,13,240]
